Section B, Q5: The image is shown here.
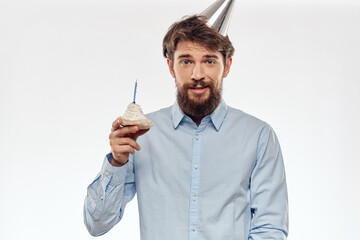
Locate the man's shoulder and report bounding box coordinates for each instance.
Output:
[146,105,172,117]
[227,105,267,126]
[145,105,173,124]
[224,105,275,136]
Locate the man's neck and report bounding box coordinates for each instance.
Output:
[190,115,204,126]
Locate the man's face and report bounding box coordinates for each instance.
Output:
[167,41,232,117]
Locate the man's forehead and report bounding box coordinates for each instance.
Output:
[174,41,221,58]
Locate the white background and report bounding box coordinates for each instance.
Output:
[1,0,360,239]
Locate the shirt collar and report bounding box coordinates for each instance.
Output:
[209,100,228,131]
[171,99,228,131]
[171,101,185,129]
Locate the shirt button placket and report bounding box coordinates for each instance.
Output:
[189,132,201,239]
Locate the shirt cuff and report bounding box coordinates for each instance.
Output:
[101,153,129,187]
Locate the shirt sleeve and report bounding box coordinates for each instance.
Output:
[83,153,136,236]
[249,124,289,240]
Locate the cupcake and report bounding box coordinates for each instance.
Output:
[122,103,154,129]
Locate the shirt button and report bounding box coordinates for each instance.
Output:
[100,195,104,200]
[105,171,111,176]
[192,226,196,231]
[194,164,199,169]
[195,135,200,140]
[192,196,197,201]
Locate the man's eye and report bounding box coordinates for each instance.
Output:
[206,60,216,64]
[182,60,191,65]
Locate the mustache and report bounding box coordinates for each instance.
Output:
[183,80,213,89]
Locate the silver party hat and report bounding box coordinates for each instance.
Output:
[201,0,236,36]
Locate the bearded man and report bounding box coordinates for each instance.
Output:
[84,10,288,240]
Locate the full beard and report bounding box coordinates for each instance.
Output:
[176,80,222,118]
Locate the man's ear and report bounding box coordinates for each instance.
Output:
[167,58,176,78]
[223,57,232,78]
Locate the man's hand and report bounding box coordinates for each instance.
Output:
[109,117,149,167]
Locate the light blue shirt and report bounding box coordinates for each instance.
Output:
[84,100,289,239]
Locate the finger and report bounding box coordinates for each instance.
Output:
[133,128,150,140]
[111,137,141,151]
[112,145,135,156]
[113,125,139,138]
[111,117,123,131]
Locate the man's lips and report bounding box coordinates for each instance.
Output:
[189,86,209,95]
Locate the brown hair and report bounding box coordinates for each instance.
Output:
[162,15,235,64]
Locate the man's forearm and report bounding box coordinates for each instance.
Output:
[84,155,136,236]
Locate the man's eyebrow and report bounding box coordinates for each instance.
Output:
[177,54,220,59]
[204,54,219,59]
[177,54,192,59]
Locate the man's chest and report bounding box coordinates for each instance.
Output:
[134,127,258,196]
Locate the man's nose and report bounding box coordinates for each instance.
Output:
[191,63,205,81]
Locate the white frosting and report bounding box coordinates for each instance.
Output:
[122,103,147,121]
[122,103,154,129]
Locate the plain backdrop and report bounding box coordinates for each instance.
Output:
[1,0,359,239]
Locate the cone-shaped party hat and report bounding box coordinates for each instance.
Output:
[201,0,236,36]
